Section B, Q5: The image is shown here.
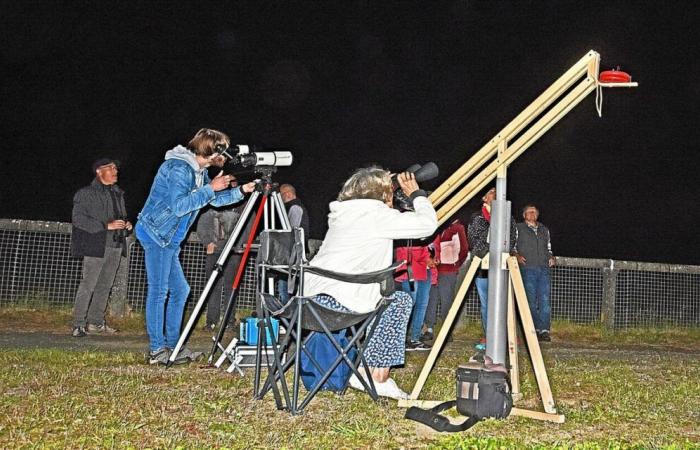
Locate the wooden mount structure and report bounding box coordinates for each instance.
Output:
[400,50,637,424]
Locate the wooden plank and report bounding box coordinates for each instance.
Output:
[435,79,596,224]
[430,51,598,208]
[407,257,481,400]
[507,257,557,414]
[507,278,520,395]
[398,400,565,424]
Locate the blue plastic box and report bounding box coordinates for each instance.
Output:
[239,317,279,345]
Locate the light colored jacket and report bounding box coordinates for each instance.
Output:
[304,195,437,313]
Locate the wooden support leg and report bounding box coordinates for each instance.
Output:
[507,257,557,414]
[406,257,481,401]
[507,276,520,396]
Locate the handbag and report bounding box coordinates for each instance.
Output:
[405,361,513,432]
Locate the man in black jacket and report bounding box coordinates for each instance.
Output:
[70,158,131,337]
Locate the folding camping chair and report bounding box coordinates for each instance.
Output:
[253,228,401,415]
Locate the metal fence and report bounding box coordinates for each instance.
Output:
[1,219,699,329]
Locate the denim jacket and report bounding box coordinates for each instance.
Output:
[137,146,245,247]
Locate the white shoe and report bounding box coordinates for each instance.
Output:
[348,373,366,391]
[373,378,409,400]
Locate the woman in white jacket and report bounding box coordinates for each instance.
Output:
[304,167,437,399]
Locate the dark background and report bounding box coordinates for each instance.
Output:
[2,1,698,264]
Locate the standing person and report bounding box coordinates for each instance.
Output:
[395,243,431,350]
[422,218,468,341]
[303,167,437,399]
[71,158,131,337]
[513,204,555,342]
[278,183,310,301]
[135,128,256,365]
[467,187,515,337]
[196,196,246,331]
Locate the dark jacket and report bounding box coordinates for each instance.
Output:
[285,198,310,241]
[467,207,516,277]
[515,221,553,267]
[71,179,127,258]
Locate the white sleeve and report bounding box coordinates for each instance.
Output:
[373,196,438,239]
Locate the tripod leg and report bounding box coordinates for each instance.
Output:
[208,195,268,361]
[167,191,261,367]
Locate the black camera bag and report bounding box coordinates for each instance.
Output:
[405,362,513,432]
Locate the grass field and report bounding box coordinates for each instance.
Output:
[0,308,698,449]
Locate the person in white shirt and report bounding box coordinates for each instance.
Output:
[304,166,437,399]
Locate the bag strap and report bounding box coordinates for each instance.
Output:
[404,401,480,432]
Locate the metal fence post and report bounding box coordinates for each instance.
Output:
[601,260,618,330]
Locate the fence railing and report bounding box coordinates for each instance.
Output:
[1,219,698,329]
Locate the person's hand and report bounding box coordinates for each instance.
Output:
[548,256,555,267]
[206,243,217,254]
[241,181,256,193]
[397,171,419,198]
[516,254,527,266]
[125,221,133,231]
[210,171,235,192]
[107,220,127,230]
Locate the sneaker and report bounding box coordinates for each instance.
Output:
[148,348,171,365]
[87,323,118,334]
[474,343,486,351]
[171,346,204,364]
[71,326,87,338]
[373,378,409,400]
[406,340,432,351]
[538,331,551,342]
[419,330,434,342]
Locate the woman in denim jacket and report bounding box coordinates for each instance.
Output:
[135,128,255,365]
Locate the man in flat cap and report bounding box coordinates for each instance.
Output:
[70,158,131,337]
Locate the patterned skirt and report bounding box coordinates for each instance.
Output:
[311,291,413,368]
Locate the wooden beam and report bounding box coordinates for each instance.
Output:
[407,257,481,400]
[507,257,557,414]
[430,50,598,209]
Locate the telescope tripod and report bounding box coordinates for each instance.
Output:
[167,171,291,367]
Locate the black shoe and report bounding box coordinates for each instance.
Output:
[406,340,432,351]
[419,331,434,342]
[71,326,87,337]
[538,331,551,342]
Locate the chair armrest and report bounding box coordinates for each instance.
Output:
[303,260,404,285]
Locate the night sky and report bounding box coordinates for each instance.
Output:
[2,1,698,265]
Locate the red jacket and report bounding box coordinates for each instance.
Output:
[395,245,430,282]
[433,220,468,274]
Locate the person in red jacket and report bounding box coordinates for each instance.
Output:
[422,218,468,341]
[395,244,432,350]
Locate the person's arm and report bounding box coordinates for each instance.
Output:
[72,189,107,233]
[546,225,555,267]
[468,216,490,258]
[509,217,517,253]
[288,204,304,228]
[456,225,468,267]
[373,195,438,239]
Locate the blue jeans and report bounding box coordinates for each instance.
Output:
[136,223,191,352]
[402,277,431,342]
[475,276,488,333]
[520,266,551,332]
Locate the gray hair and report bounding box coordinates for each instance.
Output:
[337,166,392,202]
